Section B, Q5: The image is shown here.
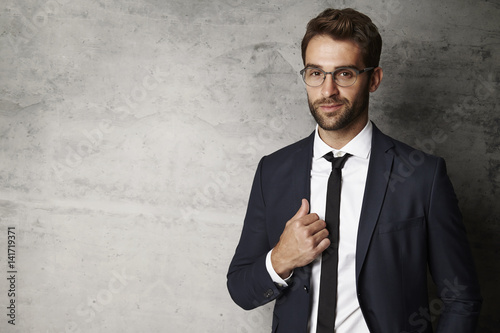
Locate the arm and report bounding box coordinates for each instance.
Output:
[427,158,482,332]
[227,158,329,310]
[227,158,275,310]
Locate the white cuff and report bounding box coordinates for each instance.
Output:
[265,249,293,287]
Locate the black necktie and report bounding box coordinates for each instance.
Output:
[317,152,351,333]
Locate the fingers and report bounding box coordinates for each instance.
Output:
[308,220,329,249]
[290,199,320,227]
[293,198,309,219]
[272,199,330,273]
[307,218,327,235]
[316,237,331,254]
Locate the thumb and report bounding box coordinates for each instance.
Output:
[294,198,309,218]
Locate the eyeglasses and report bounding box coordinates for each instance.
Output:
[300,66,375,87]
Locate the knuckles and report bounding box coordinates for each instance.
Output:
[309,213,319,220]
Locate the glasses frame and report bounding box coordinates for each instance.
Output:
[299,66,375,87]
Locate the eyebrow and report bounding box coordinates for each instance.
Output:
[305,63,361,70]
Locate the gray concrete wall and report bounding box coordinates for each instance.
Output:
[0,0,498,332]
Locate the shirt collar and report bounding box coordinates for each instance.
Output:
[313,120,373,160]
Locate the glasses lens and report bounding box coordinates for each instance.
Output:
[334,68,357,87]
[303,68,324,87]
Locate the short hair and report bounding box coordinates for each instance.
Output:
[301,8,382,68]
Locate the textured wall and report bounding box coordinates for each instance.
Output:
[0,0,498,332]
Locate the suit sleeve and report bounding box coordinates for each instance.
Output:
[427,158,482,332]
[227,157,285,310]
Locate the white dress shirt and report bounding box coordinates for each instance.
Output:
[266,120,373,332]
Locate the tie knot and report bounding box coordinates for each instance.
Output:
[324,152,351,170]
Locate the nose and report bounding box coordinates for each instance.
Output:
[321,73,339,97]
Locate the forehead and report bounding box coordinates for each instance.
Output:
[305,35,364,68]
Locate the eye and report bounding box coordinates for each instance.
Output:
[308,69,322,77]
[337,70,354,78]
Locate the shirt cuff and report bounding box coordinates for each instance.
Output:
[265,249,293,287]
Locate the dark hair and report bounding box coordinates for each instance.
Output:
[301,8,382,67]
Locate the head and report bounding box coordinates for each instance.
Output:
[300,9,383,142]
[301,8,382,69]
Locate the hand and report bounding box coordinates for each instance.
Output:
[271,199,331,279]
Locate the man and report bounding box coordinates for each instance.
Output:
[227,8,481,333]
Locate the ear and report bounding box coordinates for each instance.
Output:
[369,67,383,93]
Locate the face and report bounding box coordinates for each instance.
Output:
[304,35,375,133]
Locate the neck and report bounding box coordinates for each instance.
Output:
[318,113,368,150]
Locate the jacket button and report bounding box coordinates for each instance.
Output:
[304,285,309,293]
[264,289,274,298]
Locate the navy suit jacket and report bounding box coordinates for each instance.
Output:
[227,123,481,333]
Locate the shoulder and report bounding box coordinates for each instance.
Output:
[373,123,446,178]
[250,132,315,187]
[374,123,441,160]
[260,132,314,166]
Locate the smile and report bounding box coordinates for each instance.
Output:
[319,104,343,112]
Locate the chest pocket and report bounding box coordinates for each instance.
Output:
[377,216,424,234]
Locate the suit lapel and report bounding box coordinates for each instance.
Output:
[291,131,314,206]
[356,123,395,280]
[291,132,315,292]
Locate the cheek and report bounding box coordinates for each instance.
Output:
[344,91,358,103]
[345,85,369,104]
[306,87,321,101]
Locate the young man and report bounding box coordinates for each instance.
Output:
[227,8,481,333]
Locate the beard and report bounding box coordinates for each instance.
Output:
[308,85,370,131]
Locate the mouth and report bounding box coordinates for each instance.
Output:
[319,103,343,112]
